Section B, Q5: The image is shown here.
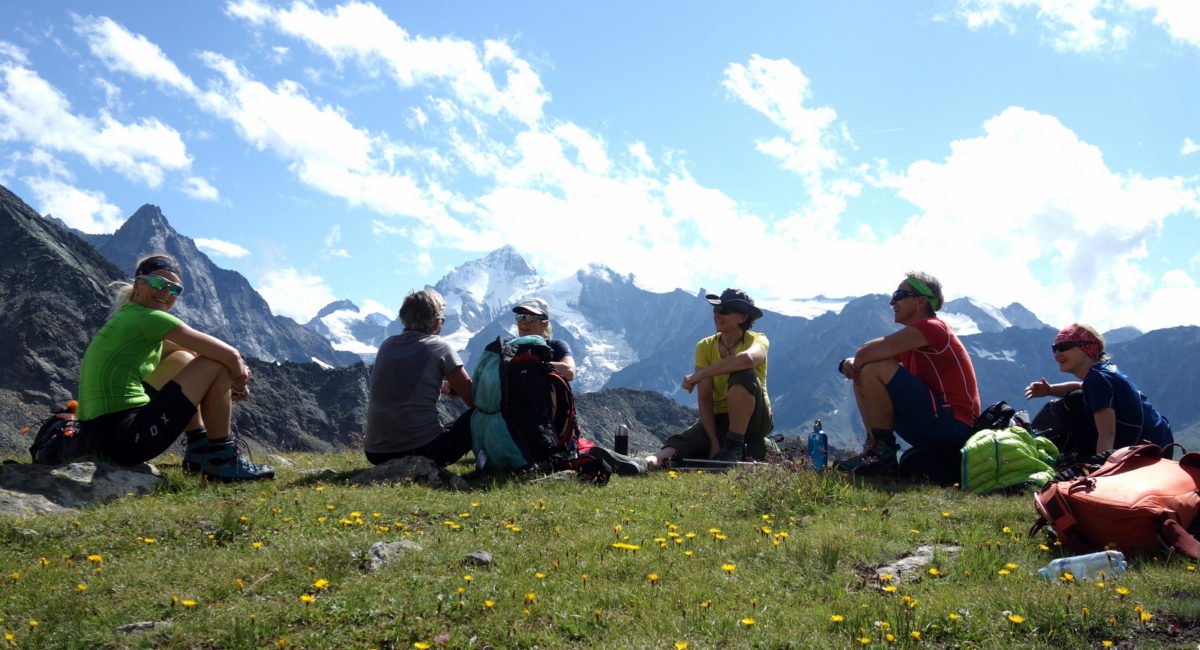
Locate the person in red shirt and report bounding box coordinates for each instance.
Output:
[835,272,981,477]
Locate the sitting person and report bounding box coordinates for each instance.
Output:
[1024,323,1172,458]
[74,254,273,481]
[512,298,575,381]
[364,289,473,466]
[836,272,980,477]
[648,288,773,466]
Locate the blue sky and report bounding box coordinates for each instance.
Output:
[2,1,1198,331]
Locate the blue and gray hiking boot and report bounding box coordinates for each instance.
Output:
[181,430,209,474]
[201,439,275,482]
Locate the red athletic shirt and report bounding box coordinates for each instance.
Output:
[894,318,981,427]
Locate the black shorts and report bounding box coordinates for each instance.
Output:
[77,381,198,465]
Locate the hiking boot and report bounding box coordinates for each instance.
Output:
[182,430,209,474]
[587,447,649,476]
[201,440,275,482]
[713,435,745,463]
[834,435,899,477]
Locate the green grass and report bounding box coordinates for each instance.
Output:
[2,452,1199,649]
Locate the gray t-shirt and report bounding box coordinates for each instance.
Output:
[365,330,463,454]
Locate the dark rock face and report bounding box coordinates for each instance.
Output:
[574,388,696,453]
[0,184,124,454]
[233,360,371,453]
[91,204,358,367]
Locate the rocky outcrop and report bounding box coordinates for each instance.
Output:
[0,184,124,455]
[0,461,163,517]
[348,456,468,490]
[574,388,694,453]
[91,204,359,367]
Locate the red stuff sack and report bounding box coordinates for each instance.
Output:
[1031,443,1200,559]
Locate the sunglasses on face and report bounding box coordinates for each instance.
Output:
[713,306,741,316]
[1051,341,1084,353]
[515,313,546,323]
[137,274,184,296]
[890,289,925,302]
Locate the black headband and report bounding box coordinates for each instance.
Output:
[135,255,180,276]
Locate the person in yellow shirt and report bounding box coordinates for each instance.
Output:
[647,288,772,466]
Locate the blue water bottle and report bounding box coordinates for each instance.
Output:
[808,419,828,470]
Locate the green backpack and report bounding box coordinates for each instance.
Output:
[961,427,1059,495]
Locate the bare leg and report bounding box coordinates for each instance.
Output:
[144,351,205,431]
[853,360,900,432]
[147,355,234,439]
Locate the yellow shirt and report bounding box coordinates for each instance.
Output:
[693,331,770,414]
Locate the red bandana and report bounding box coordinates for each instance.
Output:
[1054,325,1102,360]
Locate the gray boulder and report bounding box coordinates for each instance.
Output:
[0,461,163,517]
[363,540,423,573]
[348,456,469,490]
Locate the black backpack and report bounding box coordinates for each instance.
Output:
[26,401,80,465]
[499,337,579,467]
[471,335,587,476]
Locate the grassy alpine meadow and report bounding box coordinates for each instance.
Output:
[2,451,1199,649]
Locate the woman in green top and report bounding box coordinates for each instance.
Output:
[74,254,272,481]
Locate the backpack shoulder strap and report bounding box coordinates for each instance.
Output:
[1032,481,1094,554]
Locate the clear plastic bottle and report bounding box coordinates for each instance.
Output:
[1037,550,1127,581]
[613,424,629,455]
[807,419,828,470]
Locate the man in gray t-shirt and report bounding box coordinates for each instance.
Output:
[364,290,473,466]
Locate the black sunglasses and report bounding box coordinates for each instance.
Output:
[1051,341,1084,353]
[713,306,741,316]
[890,289,927,302]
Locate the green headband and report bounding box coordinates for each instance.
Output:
[904,277,941,311]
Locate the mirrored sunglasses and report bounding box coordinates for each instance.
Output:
[137,274,184,296]
[515,313,546,323]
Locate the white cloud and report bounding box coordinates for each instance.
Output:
[74,15,198,94]
[323,224,350,258]
[195,237,250,258]
[956,0,1200,52]
[0,56,190,187]
[254,266,337,322]
[226,0,549,124]
[0,41,29,66]
[880,106,1200,330]
[1182,137,1200,155]
[181,176,220,201]
[723,56,842,180]
[24,177,124,233]
[956,0,1124,52]
[1126,0,1200,47]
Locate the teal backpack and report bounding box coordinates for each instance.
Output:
[961,427,1059,495]
[470,335,580,473]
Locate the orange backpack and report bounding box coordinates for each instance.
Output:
[1031,444,1200,559]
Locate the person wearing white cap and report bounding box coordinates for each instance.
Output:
[647,288,772,466]
[512,297,575,381]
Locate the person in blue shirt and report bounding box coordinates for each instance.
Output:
[1025,323,1172,456]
